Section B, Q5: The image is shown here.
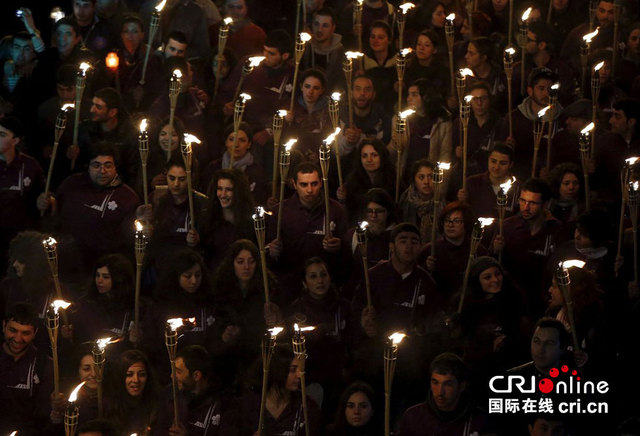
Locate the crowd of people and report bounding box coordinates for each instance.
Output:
[1,0,640,434]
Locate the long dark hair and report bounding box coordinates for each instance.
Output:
[7,231,53,296]
[213,239,271,301]
[330,381,378,434]
[347,138,395,189]
[87,253,134,304]
[204,168,255,239]
[154,248,213,304]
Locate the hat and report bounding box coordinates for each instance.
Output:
[0,116,26,138]
[469,256,503,283]
[528,66,556,88]
[563,99,592,119]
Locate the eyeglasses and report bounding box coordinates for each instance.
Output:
[518,197,542,206]
[89,161,115,170]
[366,208,387,215]
[444,218,464,225]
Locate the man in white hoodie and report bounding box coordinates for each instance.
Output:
[301,8,346,91]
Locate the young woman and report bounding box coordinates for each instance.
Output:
[619,22,640,95]
[547,162,585,231]
[202,168,256,268]
[328,381,380,436]
[362,21,396,114]
[105,349,160,435]
[337,138,395,223]
[463,37,507,110]
[404,30,450,93]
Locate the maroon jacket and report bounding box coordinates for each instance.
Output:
[465,172,521,219]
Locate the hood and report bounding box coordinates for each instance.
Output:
[311,33,343,55]
[517,96,564,122]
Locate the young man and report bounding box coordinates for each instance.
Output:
[397,353,490,435]
[71,0,117,56]
[0,303,53,435]
[224,0,266,58]
[301,8,345,91]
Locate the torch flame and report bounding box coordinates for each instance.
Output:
[389,332,406,344]
[135,220,144,232]
[626,157,639,165]
[500,177,516,193]
[551,83,560,90]
[357,0,364,5]
[223,17,233,25]
[399,108,416,119]
[79,62,90,75]
[504,47,516,56]
[594,61,605,72]
[324,127,341,144]
[400,48,412,56]
[283,139,297,151]
[172,69,182,79]
[167,317,195,331]
[51,300,71,314]
[537,105,551,118]
[446,13,455,21]
[239,93,252,102]
[633,181,640,191]
[521,7,532,21]
[345,51,364,59]
[252,206,266,220]
[96,337,114,350]
[155,0,167,12]
[294,323,315,332]
[582,28,599,43]
[580,122,595,135]
[459,68,474,77]
[464,95,473,103]
[359,221,369,231]
[10,432,17,436]
[561,259,586,269]
[299,32,312,43]
[248,56,265,67]
[68,381,86,403]
[277,109,288,117]
[478,217,495,227]
[184,133,201,145]
[331,92,341,102]
[437,162,451,170]
[139,119,148,133]
[400,3,415,14]
[43,237,57,249]
[61,103,75,111]
[268,326,284,337]
[50,7,65,22]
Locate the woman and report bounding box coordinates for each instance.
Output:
[463,37,507,111]
[404,30,450,93]
[211,240,282,386]
[201,121,268,204]
[328,381,379,436]
[362,21,396,115]
[72,254,134,347]
[105,349,160,435]
[337,138,395,223]
[288,69,332,161]
[400,79,452,183]
[286,257,353,411]
[619,22,640,95]
[240,346,321,436]
[398,159,445,245]
[548,162,585,231]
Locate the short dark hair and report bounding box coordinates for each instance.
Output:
[294,162,320,180]
[176,345,211,379]
[430,352,467,383]
[312,7,336,23]
[528,21,556,50]
[370,20,392,39]
[469,81,491,96]
[5,303,39,328]
[528,66,557,88]
[613,99,640,123]
[265,29,293,56]
[165,31,188,45]
[534,317,569,350]
[77,419,116,436]
[88,142,120,167]
[165,155,186,172]
[121,13,144,31]
[54,16,79,35]
[390,222,420,241]
[94,87,122,111]
[488,142,514,162]
[522,178,552,203]
[13,31,33,44]
[299,68,327,90]
[438,201,475,233]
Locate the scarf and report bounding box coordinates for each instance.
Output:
[406,184,437,243]
[221,151,254,172]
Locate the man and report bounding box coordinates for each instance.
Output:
[155,345,237,435]
[223,0,266,58]
[549,99,594,168]
[0,117,44,267]
[337,75,391,157]
[459,142,521,219]
[72,0,117,56]
[301,8,345,91]
[358,222,439,339]
[397,353,490,435]
[493,178,565,315]
[37,142,140,270]
[268,162,348,300]
[499,67,562,181]
[509,318,569,378]
[0,303,53,435]
[77,87,139,184]
[160,0,212,60]
[163,31,188,59]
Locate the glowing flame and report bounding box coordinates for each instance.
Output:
[500,177,516,193]
[633,181,640,192]
[464,95,473,103]
[299,32,312,43]
[10,432,17,436]
[593,61,604,72]
[331,92,341,102]
[357,0,364,5]
[268,326,283,337]
[537,105,551,118]
[223,17,233,25]
[106,52,119,69]
[551,83,560,90]
[399,108,415,119]
[521,7,532,21]
[167,317,195,331]
[478,217,495,227]
[359,221,369,231]
[51,300,71,314]
[43,237,57,249]
[580,122,595,135]
[324,127,341,144]
[135,220,144,232]
[583,28,599,43]
[50,7,65,22]
[252,206,266,220]
[183,133,201,145]
[504,47,516,56]
[561,259,586,269]
[345,51,364,59]
[446,13,455,21]
[283,138,297,151]
[239,93,252,102]
[294,323,315,332]
[459,68,474,77]
[155,0,167,12]
[277,109,288,117]
[248,56,265,67]
[139,119,148,133]
[626,157,639,165]
[68,381,86,403]
[400,3,415,14]
[61,103,75,111]
[96,337,114,351]
[437,162,451,170]
[172,69,182,79]
[389,332,406,344]
[79,62,90,75]
[400,48,412,56]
